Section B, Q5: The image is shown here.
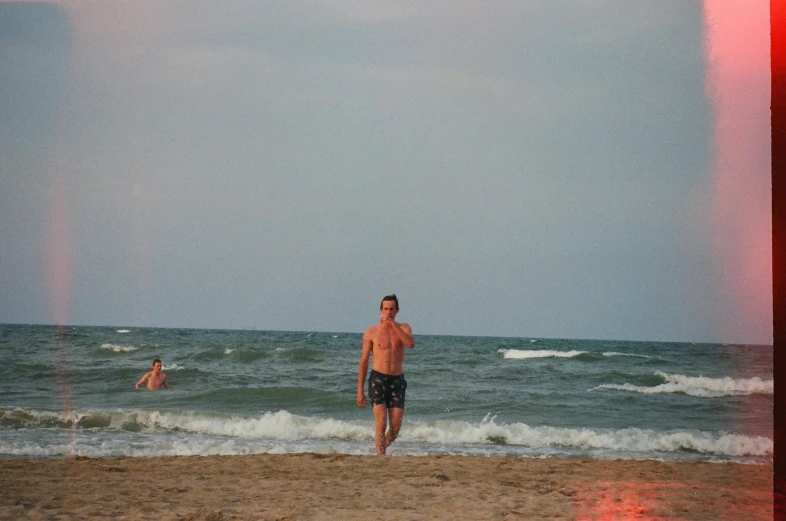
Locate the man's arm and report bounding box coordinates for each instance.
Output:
[162,374,169,389]
[357,330,372,408]
[389,321,415,348]
[135,372,150,389]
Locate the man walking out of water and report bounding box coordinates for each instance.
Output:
[357,294,415,455]
[135,359,169,390]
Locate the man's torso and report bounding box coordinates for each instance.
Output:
[368,323,407,375]
[147,372,166,390]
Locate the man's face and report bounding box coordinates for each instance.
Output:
[380,300,398,320]
[152,362,162,373]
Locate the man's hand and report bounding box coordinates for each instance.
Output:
[356,389,366,408]
[380,315,395,328]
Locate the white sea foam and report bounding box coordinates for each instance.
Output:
[162,363,185,371]
[100,343,137,352]
[403,415,772,458]
[591,372,773,397]
[602,352,653,359]
[0,435,368,459]
[1,408,770,460]
[140,410,369,442]
[498,349,586,359]
[224,348,234,354]
[116,329,131,333]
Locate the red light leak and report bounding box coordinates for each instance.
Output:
[704,0,772,343]
[573,480,772,520]
[49,169,75,455]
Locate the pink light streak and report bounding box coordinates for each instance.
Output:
[704,0,772,344]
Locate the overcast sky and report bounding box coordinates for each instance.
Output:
[0,1,771,343]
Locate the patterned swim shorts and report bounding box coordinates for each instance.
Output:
[368,370,407,409]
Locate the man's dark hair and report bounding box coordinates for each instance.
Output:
[153,358,162,367]
[380,294,399,310]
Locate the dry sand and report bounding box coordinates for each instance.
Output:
[0,454,772,520]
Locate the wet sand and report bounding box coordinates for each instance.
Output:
[0,454,772,520]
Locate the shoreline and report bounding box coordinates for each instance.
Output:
[0,453,772,520]
[0,452,773,465]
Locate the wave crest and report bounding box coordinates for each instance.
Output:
[100,344,137,352]
[602,352,653,359]
[591,372,773,397]
[498,349,586,359]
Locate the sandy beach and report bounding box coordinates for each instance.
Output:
[0,454,771,520]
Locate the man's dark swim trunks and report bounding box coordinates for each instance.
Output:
[368,370,407,408]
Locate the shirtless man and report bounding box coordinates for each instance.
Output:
[357,294,415,455]
[135,359,169,390]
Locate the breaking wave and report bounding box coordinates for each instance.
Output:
[591,372,773,397]
[100,344,137,352]
[498,349,586,359]
[0,408,771,461]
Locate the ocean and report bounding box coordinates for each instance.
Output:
[0,324,773,464]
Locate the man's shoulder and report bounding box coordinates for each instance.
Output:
[363,324,379,335]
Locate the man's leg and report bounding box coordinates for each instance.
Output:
[373,404,388,455]
[385,406,404,447]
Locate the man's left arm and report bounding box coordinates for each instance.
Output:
[391,322,415,348]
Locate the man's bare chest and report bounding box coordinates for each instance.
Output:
[373,328,401,350]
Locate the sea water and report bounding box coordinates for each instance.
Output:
[0,324,772,464]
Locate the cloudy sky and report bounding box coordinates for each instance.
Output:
[0,1,771,343]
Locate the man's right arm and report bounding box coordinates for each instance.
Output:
[135,372,149,389]
[357,330,372,408]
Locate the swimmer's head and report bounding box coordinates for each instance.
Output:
[152,359,162,370]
